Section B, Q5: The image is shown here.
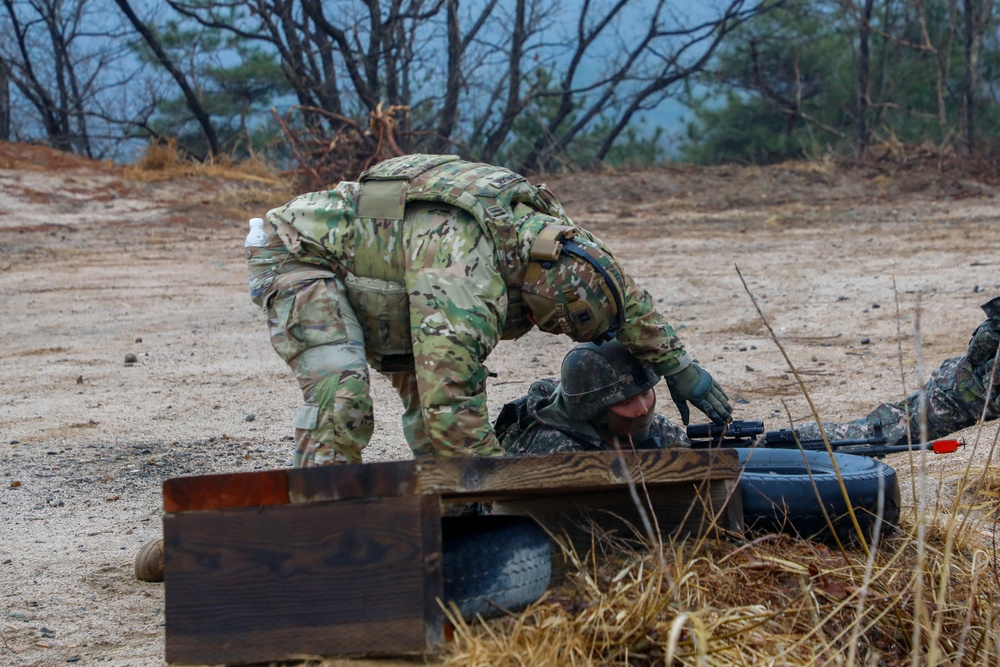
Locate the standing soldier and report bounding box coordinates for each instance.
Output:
[246,154,731,467]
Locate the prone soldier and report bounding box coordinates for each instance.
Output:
[494,339,691,455]
[498,296,1000,457]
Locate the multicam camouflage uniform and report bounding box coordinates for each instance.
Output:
[496,378,691,455]
[247,155,693,465]
[795,296,1000,446]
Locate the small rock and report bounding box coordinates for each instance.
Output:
[135,337,143,343]
[245,414,256,422]
[735,398,750,405]
[974,285,981,293]
[745,365,755,372]
[124,353,138,365]
[9,480,21,488]
[871,303,880,309]
[860,337,871,345]
[76,375,84,384]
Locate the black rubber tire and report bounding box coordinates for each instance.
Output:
[736,448,901,544]
[441,516,551,621]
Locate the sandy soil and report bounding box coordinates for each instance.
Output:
[1,143,998,666]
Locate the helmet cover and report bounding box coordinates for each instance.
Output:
[559,340,660,421]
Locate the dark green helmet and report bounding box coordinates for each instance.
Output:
[559,340,660,421]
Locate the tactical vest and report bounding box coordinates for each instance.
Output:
[348,155,572,370]
[355,154,570,283]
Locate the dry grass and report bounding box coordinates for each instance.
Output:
[443,477,1000,666]
[123,139,298,212]
[125,139,287,187]
[444,280,1000,667]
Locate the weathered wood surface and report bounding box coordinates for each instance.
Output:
[163,468,289,512]
[494,478,742,547]
[164,494,443,665]
[163,448,742,512]
[414,448,740,497]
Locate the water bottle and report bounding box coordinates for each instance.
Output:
[245,217,268,248]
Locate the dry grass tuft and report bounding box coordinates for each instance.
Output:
[121,139,297,213]
[125,139,287,186]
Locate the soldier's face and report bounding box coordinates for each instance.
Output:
[607,388,656,438]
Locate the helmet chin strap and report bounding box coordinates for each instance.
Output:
[560,239,626,343]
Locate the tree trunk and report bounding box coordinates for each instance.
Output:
[0,63,9,141]
[962,0,991,154]
[431,0,461,152]
[856,0,874,159]
[113,0,219,157]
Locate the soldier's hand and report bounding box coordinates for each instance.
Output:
[666,363,732,425]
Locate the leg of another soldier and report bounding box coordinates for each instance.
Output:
[266,271,373,466]
[796,304,1000,447]
[384,371,435,458]
[801,356,991,448]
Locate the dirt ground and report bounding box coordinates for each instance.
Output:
[1,142,998,666]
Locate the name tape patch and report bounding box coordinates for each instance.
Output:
[489,172,523,189]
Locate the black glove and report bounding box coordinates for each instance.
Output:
[666,363,732,425]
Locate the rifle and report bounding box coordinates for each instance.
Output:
[686,419,963,459]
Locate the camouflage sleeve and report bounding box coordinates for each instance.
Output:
[405,205,507,457]
[654,414,692,447]
[580,230,691,377]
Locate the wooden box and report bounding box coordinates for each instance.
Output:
[163,448,742,665]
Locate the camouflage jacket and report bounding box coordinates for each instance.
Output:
[496,378,691,455]
[265,155,693,453]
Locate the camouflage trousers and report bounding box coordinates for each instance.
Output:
[796,314,1000,446]
[247,209,506,465]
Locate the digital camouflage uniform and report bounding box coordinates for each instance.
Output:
[247,155,695,465]
[496,378,692,455]
[795,296,1000,446]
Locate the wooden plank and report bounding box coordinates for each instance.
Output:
[494,476,736,542]
[163,468,289,513]
[164,494,443,665]
[162,449,740,511]
[416,448,740,497]
[288,459,419,504]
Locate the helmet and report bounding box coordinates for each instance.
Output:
[559,340,660,421]
[521,228,626,342]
